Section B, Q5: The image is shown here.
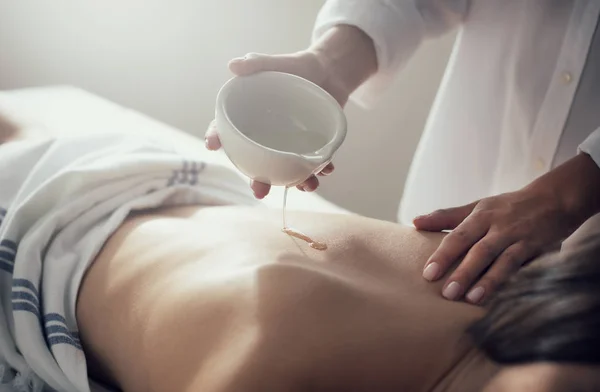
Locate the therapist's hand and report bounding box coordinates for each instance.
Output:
[205,25,378,199]
[204,51,346,198]
[414,153,600,304]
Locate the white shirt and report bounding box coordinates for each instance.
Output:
[313,0,600,224]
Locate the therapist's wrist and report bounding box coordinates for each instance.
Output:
[309,25,378,99]
[526,152,600,230]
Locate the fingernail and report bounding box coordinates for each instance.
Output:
[230,56,245,63]
[466,286,485,304]
[252,190,265,200]
[305,184,316,192]
[422,262,440,281]
[443,281,461,301]
[414,213,430,221]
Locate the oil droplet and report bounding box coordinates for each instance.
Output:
[281,186,327,251]
[282,227,328,251]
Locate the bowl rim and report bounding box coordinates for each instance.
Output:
[215,71,347,156]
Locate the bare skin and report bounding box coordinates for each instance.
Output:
[0,113,19,141]
[483,363,600,392]
[76,206,499,392]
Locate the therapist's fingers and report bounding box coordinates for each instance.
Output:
[440,233,512,301]
[204,120,221,150]
[252,175,320,198]
[297,175,320,192]
[228,52,327,86]
[464,242,533,304]
[317,162,335,176]
[422,214,489,282]
[251,180,271,199]
[229,53,299,76]
[413,202,478,232]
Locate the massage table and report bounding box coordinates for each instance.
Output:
[0,86,351,215]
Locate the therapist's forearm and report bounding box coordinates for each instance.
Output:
[526,152,600,230]
[310,25,378,97]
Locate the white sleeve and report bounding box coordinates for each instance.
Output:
[578,127,600,167]
[312,0,469,107]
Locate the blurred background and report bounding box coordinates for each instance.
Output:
[0,0,457,221]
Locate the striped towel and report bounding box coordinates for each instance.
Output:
[0,134,259,391]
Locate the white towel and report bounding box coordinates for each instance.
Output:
[0,133,259,392]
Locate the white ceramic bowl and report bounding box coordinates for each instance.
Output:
[215,71,347,187]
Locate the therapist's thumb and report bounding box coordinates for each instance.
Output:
[413,202,477,232]
[228,53,297,76]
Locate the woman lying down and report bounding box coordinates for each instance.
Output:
[0,129,598,392]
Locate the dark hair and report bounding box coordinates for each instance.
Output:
[468,233,600,365]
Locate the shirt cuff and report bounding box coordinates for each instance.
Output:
[578,127,600,168]
[312,0,426,108]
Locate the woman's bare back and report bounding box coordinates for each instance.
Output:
[77,206,498,392]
